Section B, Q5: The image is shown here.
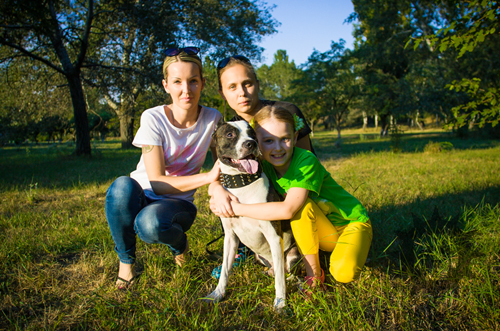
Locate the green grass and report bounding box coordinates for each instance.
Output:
[1,130,499,330]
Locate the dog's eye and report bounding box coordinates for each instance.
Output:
[226,132,234,138]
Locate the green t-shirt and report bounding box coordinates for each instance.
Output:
[262,147,369,226]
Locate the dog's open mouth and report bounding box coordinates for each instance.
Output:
[222,154,259,174]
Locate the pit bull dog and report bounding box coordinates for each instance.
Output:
[203,120,300,310]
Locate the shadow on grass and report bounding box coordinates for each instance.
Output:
[364,184,500,270]
[0,143,142,190]
[313,131,500,160]
[1,132,498,190]
[0,142,217,191]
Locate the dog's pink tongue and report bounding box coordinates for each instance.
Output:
[238,159,259,174]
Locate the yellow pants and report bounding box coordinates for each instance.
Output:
[290,199,373,283]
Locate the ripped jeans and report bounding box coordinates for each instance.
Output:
[105,176,197,264]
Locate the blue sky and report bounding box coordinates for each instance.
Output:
[257,0,356,67]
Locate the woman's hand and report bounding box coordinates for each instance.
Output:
[209,181,239,217]
[206,160,221,184]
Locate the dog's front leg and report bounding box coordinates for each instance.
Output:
[203,223,239,304]
[262,222,286,310]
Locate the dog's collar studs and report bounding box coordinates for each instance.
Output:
[220,165,263,189]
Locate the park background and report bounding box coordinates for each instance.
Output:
[1,0,499,330]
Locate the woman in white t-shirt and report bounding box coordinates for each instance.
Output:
[105,47,222,289]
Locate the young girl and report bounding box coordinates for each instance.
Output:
[215,105,372,289]
[105,47,222,289]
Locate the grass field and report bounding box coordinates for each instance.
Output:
[1,128,499,330]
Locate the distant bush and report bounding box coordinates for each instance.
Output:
[424,141,454,153]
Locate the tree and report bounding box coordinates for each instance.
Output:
[92,0,279,148]
[350,0,416,135]
[412,0,500,128]
[306,41,359,140]
[200,56,225,114]
[257,50,301,100]
[0,53,73,143]
[0,0,278,154]
[0,0,115,154]
[289,41,360,139]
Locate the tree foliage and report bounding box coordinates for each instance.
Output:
[0,0,99,154]
[0,0,278,153]
[290,41,359,138]
[410,0,500,128]
[0,53,73,144]
[349,0,416,134]
[257,50,301,100]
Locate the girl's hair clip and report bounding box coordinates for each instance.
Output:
[293,114,305,131]
[249,118,256,129]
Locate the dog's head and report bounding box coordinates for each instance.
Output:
[213,120,260,174]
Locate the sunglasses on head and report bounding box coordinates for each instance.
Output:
[217,55,251,70]
[163,47,200,57]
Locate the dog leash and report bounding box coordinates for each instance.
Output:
[205,217,224,261]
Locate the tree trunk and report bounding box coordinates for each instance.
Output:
[119,111,135,149]
[118,32,137,149]
[48,0,93,156]
[375,113,378,128]
[334,112,343,140]
[104,94,136,149]
[415,110,423,130]
[362,111,368,130]
[380,113,389,136]
[469,114,477,130]
[67,74,91,155]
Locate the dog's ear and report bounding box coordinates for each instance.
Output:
[216,117,225,128]
[212,117,225,140]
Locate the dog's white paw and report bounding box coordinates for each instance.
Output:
[273,297,286,310]
[201,289,225,304]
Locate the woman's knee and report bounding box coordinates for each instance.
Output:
[106,176,142,204]
[135,216,162,243]
[135,201,195,245]
[171,210,196,232]
[105,176,145,228]
[136,216,186,251]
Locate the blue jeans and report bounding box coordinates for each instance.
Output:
[105,176,197,264]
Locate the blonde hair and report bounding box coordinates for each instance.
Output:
[253,105,296,133]
[162,51,203,81]
[217,57,258,90]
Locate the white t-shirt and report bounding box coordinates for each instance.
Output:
[130,105,222,202]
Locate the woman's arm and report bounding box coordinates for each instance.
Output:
[143,145,220,195]
[229,187,309,221]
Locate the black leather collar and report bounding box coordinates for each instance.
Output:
[220,166,262,189]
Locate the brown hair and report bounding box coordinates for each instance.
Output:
[163,51,203,81]
[253,105,296,133]
[217,57,258,90]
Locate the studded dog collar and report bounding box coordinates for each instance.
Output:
[220,165,262,189]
